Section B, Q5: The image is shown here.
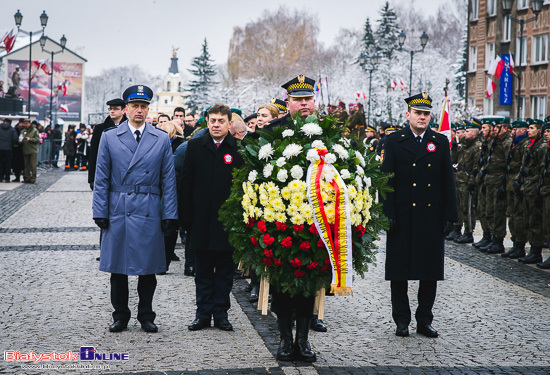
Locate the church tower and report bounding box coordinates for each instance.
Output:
[150,48,187,120]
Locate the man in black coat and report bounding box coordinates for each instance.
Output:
[381,92,458,338]
[88,98,127,190]
[179,103,244,332]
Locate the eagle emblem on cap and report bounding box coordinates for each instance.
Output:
[298,75,305,83]
[271,98,276,104]
[422,92,428,100]
[138,85,144,92]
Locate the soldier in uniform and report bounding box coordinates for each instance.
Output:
[363,124,379,153]
[472,119,495,249]
[348,103,366,138]
[514,119,546,264]
[334,101,349,127]
[501,120,530,258]
[454,121,482,244]
[447,123,466,241]
[92,85,178,333]
[271,98,288,118]
[537,120,550,268]
[381,92,458,338]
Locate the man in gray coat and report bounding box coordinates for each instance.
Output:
[93,85,178,333]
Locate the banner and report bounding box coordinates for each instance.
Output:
[499,54,513,105]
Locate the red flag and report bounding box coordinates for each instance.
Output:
[59,104,69,112]
[57,82,68,96]
[488,56,505,79]
[3,29,17,53]
[486,77,496,98]
[33,59,50,75]
[391,80,397,91]
[438,96,452,144]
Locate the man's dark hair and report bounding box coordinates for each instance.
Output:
[173,107,186,116]
[158,114,170,122]
[3,118,11,125]
[207,103,232,121]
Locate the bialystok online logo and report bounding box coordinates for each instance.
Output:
[4,346,129,363]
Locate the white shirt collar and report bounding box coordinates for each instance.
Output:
[128,122,145,137]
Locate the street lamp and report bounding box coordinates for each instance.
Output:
[41,35,67,127]
[398,31,429,95]
[502,0,543,120]
[358,53,381,126]
[14,9,49,119]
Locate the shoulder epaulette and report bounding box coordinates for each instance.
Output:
[104,126,117,132]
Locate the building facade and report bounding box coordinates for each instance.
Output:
[467,0,550,120]
[149,50,187,120]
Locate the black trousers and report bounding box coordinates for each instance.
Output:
[164,230,178,271]
[0,150,12,180]
[390,280,437,326]
[271,290,315,319]
[183,230,195,271]
[194,250,235,320]
[110,273,157,323]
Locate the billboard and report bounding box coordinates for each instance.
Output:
[7,59,83,122]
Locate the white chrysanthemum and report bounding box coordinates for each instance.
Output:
[277,169,288,182]
[306,148,320,163]
[356,165,365,176]
[283,143,303,159]
[364,176,372,188]
[311,140,326,149]
[248,170,258,183]
[282,129,294,138]
[355,150,366,167]
[290,165,304,180]
[324,153,337,164]
[263,164,274,178]
[375,155,381,161]
[340,138,351,147]
[322,168,336,183]
[259,144,274,160]
[301,123,323,137]
[332,144,348,160]
[276,157,286,167]
[355,176,363,190]
[340,169,351,179]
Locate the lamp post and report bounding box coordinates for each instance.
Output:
[358,53,381,126]
[398,31,429,95]
[41,34,67,126]
[14,9,48,119]
[502,0,543,120]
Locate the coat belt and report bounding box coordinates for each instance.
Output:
[110,184,161,195]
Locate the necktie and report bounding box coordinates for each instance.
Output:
[215,142,221,148]
[416,135,421,144]
[135,130,141,144]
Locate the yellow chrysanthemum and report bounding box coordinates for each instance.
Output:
[264,208,276,222]
[254,207,263,219]
[291,192,305,205]
[281,187,292,200]
[276,212,287,223]
[290,214,306,225]
[289,180,300,192]
[272,198,285,211]
[259,193,269,206]
[287,204,299,217]
[300,204,312,219]
[348,185,357,200]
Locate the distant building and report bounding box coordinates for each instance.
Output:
[150,50,187,120]
[466,0,550,120]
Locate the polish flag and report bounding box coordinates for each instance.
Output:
[486,77,496,98]
[57,82,68,96]
[33,59,50,75]
[391,79,397,91]
[59,104,69,112]
[488,56,505,79]
[438,96,452,144]
[2,29,17,53]
[508,54,514,74]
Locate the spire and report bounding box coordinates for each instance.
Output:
[169,47,179,74]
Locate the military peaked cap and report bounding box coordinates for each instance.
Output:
[281,75,315,97]
[271,98,287,113]
[106,98,125,107]
[405,92,432,111]
[122,85,153,104]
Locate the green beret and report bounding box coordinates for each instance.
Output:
[527,118,543,126]
[543,122,550,130]
[511,120,528,128]
[465,121,480,130]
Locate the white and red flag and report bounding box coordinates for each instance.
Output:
[486,77,496,98]
[438,95,452,144]
[59,104,69,112]
[33,59,50,75]
[488,56,505,79]
[2,29,17,53]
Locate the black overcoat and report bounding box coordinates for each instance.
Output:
[88,114,127,185]
[179,132,244,252]
[381,126,458,280]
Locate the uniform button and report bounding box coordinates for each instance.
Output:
[146,214,149,217]
[428,204,431,207]
[127,213,130,216]
[413,183,416,187]
[146,171,149,174]
[127,193,131,196]
[413,203,416,207]
[413,163,416,167]
[428,164,431,167]
[428,184,431,187]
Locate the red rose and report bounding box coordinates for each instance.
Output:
[309,224,318,235]
[307,261,318,270]
[320,265,331,271]
[264,249,273,258]
[281,236,292,248]
[257,220,267,232]
[275,221,288,231]
[325,256,331,264]
[353,224,366,237]
[317,238,325,248]
[299,241,311,252]
[292,224,305,233]
[294,270,306,277]
[262,234,275,246]
[246,218,255,228]
[263,258,272,266]
[273,258,284,266]
[290,258,302,267]
[251,237,259,246]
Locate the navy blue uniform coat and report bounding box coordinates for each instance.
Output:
[381,127,458,280]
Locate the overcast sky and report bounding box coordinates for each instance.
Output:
[2,0,451,77]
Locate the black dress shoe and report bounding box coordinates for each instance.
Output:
[536,257,550,269]
[184,267,195,277]
[249,283,259,303]
[96,256,100,261]
[214,318,234,331]
[310,318,327,332]
[188,318,211,331]
[395,323,409,337]
[109,320,127,332]
[170,253,180,261]
[417,324,438,338]
[141,321,158,333]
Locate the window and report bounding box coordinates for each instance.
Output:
[484,97,494,115]
[471,0,479,21]
[503,17,512,42]
[519,96,525,120]
[518,0,529,9]
[516,37,527,66]
[166,81,171,91]
[531,95,547,119]
[178,82,182,92]
[469,46,478,72]
[532,34,548,64]
[468,97,476,109]
[485,43,496,69]
[487,0,497,16]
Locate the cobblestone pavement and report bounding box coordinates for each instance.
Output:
[0,169,549,375]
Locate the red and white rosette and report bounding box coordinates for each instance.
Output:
[224,154,233,164]
[426,142,436,152]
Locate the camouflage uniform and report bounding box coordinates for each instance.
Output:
[447,124,465,240]
[538,131,550,268]
[473,126,494,248]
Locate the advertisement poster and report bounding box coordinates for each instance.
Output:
[7,59,83,122]
[499,54,513,106]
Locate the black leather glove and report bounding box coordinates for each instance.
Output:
[387,218,397,234]
[94,218,109,229]
[161,219,178,236]
[89,183,94,191]
[496,186,506,199]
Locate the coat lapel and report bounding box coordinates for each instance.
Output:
[397,127,419,157]
[117,121,137,154]
[128,123,158,170]
[201,132,219,156]
[415,128,440,162]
